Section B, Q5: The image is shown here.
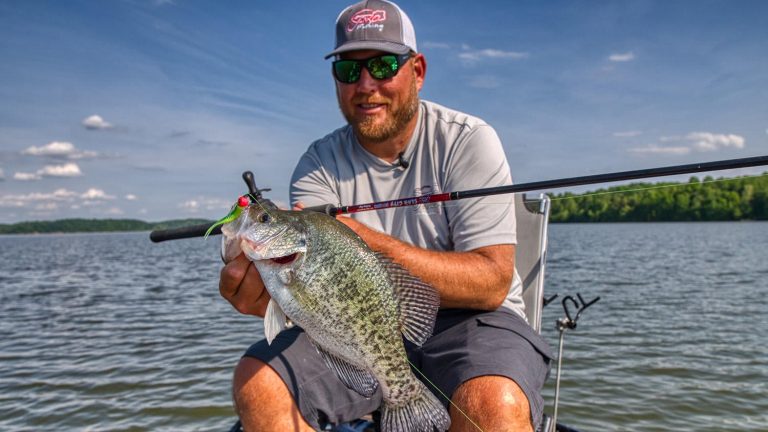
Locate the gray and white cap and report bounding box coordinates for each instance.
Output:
[325,0,417,59]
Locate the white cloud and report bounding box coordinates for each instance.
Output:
[22,141,97,159]
[11,163,82,180]
[0,187,122,217]
[14,172,42,181]
[629,144,691,155]
[613,131,642,138]
[50,189,77,199]
[23,141,75,156]
[0,196,24,207]
[685,132,744,151]
[0,188,78,207]
[81,188,115,200]
[82,114,113,130]
[609,52,635,62]
[630,131,745,155]
[459,47,529,65]
[660,132,745,151]
[0,168,4,180]
[125,194,138,200]
[39,162,83,177]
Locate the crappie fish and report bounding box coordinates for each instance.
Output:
[220,202,451,432]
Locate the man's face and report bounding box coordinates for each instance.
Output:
[335,49,425,144]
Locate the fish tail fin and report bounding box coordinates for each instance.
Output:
[381,382,451,432]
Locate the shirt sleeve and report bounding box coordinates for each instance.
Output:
[290,146,340,209]
[442,124,516,251]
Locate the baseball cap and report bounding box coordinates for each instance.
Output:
[325,0,417,59]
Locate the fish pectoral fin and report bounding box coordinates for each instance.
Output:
[264,299,289,345]
[309,339,379,398]
[375,252,441,346]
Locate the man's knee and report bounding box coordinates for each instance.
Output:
[232,356,309,430]
[234,356,268,393]
[450,375,533,432]
[234,357,270,413]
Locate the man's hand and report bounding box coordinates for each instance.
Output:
[219,253,271,317]
[335,215,370,239]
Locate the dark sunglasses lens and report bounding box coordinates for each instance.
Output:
[334,60,361,83]
[367,55,400,79]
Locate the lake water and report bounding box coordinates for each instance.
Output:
[1,223,766,431]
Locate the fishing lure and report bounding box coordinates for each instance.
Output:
[205,195,251,238]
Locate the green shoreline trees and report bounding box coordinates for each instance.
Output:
[2,175,767,233]
[549,174,768,222]
[0,218,213,234]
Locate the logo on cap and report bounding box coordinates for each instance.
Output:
[347,8,387,32]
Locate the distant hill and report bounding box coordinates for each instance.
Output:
[0,218,215,234]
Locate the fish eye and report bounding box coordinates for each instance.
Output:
[258,212,270,223]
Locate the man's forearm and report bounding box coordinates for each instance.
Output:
[339,217,514,310]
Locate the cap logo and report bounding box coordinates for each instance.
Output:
[347,8,387,32]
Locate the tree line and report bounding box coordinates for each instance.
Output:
[0,218,213,234]
[548,174,768,222]
[3,174,767,233]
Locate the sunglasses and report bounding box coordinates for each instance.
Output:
[332,53,412,84]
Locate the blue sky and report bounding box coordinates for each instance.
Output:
[1,0,767,223]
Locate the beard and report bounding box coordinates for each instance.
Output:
[339,79,420,143]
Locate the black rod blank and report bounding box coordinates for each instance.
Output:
[149,154,768,242]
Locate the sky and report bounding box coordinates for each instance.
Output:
[1,0,767,223]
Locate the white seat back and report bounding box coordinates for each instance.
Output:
[514,193,551,333]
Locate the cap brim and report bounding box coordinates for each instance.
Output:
[324,41,411,59]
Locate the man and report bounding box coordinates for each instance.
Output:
[219,1,552,430]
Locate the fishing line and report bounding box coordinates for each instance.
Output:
[406,358,485,432]
[251,196,276,218]
[412,172,768,210]
[547,172,768,203]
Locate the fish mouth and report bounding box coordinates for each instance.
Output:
[270,253,299,265]
[239,227,305,265]
[240,227,285,257]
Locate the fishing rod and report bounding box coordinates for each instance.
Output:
[149,154,768,243]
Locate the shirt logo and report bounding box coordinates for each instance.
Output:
[412,185,443,216]
[347,9,386,32]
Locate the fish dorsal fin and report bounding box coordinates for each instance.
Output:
[374,252,440,346]
[308,338,379,398]
[264,299,288,345]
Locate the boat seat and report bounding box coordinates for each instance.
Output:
[515,193,552,333]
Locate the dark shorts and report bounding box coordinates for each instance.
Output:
[243,308,553,429]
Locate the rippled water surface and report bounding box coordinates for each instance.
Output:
[541,223,768,431]
[1,223,767,431]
